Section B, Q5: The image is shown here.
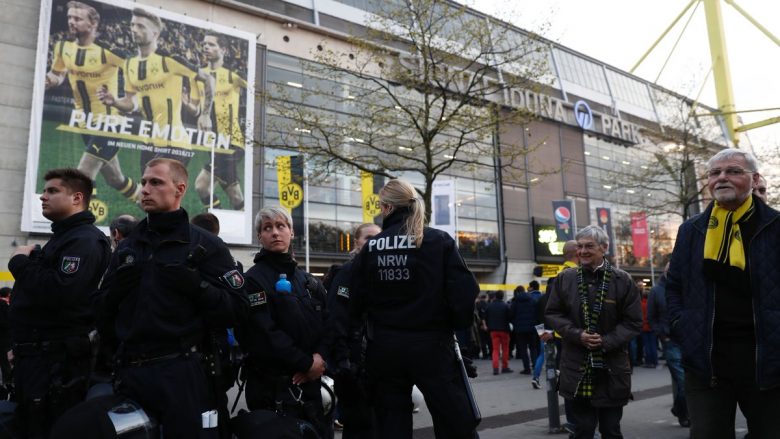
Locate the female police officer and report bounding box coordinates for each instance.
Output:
[350,179,480,439]
[236,206,331,438]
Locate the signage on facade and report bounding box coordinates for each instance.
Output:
[398,53,650,146]
[431,179,457,242]
[595,207,615,256]
[552,200,575,241]
[532,222,566,263]
[23,0,256,243]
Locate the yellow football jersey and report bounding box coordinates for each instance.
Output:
[51,40,123,117]
[205,66,247,148]
[124,53,198,147]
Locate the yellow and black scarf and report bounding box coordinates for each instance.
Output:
[704,196,755,271]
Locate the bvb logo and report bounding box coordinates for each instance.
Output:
[280,183,303,209]
[365,194,381,217]
[708,217,719,229]
[89,199,108,223]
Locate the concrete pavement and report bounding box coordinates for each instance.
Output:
[407,356,747,439]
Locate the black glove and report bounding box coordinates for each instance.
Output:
[158,263,204,300]
[105,262,141,309]
[463,356,478,378]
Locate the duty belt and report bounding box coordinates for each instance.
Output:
[116,345,199,368]
[12,340,67,357]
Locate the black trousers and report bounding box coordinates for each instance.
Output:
[13,337,91,439]
[367,330,479,439]
[117,354,218,438]
[513,331,539,371]
[686,370,780,439]
[245,370,333,439]
[567,397,623,439]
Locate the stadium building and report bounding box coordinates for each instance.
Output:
[0,0,737,288]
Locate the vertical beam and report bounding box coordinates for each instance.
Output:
[702,0,740,146]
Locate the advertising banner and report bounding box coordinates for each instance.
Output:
[630,211,650,258]
[595,207,615,255]
[276,155,304,237]
[431,179,457,241]
[24,0,256,243]
[360,171,382,224]
[552,200,575,241]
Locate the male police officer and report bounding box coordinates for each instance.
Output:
[93,158,247,438]
[8,168,110,438]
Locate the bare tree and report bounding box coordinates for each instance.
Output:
[264,0,552,219]
[607,92,724,221]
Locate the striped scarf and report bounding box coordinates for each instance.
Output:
[575,259,612,398]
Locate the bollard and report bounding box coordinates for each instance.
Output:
[544,340,563,434]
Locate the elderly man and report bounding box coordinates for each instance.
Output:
[546,226,641,439]
[666,149,780,439]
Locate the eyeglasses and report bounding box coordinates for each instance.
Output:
[706,167,753,178]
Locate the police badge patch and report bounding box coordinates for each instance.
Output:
[337,286,350,299]
[222,270,245,289]
[248,291,267,307]
[61,256,80,274]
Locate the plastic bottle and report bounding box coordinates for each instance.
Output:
[275,273,292,293]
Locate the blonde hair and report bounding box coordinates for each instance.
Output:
[379,179,424,247]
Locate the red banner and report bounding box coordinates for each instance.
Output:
[630,212,649,258]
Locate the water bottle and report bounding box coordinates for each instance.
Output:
[275,273,292,293]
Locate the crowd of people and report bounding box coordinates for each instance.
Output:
[2,146,778,439]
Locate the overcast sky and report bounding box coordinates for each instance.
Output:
[465,0,779,155]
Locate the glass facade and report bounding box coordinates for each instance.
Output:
[583,135,681,271]
[264,51,500,261]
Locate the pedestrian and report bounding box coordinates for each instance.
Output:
[753,174,767,203]
[0,287,9,395]
[236,206,332,438]
[108,214,137,250]
[647,263,688,428]
[7,168,111,438]
[485,290,513,375]
[91,158,248,438]
[350,178,480,439]
[546,225,642,439]
[476,294,491,359]
[639,282,657,368]
[510,285,537,375]
[326,222,381,438]
[666,149,780,439]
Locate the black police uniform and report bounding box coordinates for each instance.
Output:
[326,259,374,439]
[8,210,110,438]
[350,207,480,439]
[237,249,332,438]
[93,208,248,438]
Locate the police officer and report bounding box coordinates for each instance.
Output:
[92,158,248,438]
[8,168,110,438]
[350,179,480,439]
[237,206,332,438]
[327,223,381,438]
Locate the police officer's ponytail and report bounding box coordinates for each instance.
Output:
[379,179,424,248]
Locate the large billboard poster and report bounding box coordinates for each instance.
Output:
[24,0,256,243]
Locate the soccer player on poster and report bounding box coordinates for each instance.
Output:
[45,1,138,202]
[97,8,215,173]
[190,31,247,211]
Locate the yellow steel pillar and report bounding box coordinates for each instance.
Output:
[702,0,740,146]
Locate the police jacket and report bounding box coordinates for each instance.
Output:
[350,207,479,332]
[546,263,642,406]
[325,259,363,369]
[667,198,780,390]
[9,210,110,342]
[93,209,248,356]
[238,249,329,375]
